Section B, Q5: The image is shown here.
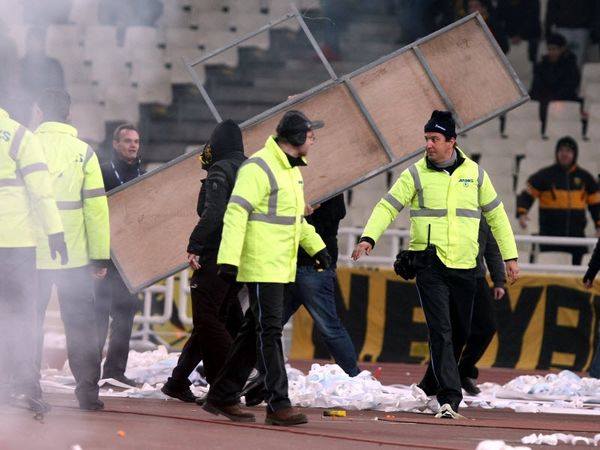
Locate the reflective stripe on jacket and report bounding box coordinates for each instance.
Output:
[35,121,109,269]
[0,108,63,247]
[363,148,518,269]
[217,135,325,282]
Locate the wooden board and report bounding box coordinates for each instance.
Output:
[110,13,528,292]
[109,152,204,291]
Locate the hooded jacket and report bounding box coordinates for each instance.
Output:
[517,137,600,239]
[187,119,246,263]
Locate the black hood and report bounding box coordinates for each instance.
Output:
[202,119,244,168]
[555,135,578,165]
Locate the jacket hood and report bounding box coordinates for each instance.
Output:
[555,135,578,165]
[203,119,244,168]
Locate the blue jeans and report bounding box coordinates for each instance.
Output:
[284,266,359,376]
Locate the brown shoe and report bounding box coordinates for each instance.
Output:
[203,402,255,422]
[265,407,308,426]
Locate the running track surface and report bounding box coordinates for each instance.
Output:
[2,361,597,450]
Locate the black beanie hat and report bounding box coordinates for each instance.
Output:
[424,110,456,138]
[276,110,324,141]
[555,135,578,162]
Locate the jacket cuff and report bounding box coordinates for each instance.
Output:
[359,236,375,248]
[90,259,110,268]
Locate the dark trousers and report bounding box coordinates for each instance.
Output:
[170,261,243,386]
[94,265,139,378]
[458,276,497,379]
[284,266,359,376]
[416,257,476,410]
[207,282,291,413]
[36,266,102,404]
[0,248,40,399]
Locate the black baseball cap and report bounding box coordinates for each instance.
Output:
[276,110,325,138]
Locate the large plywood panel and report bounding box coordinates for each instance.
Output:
[109,154,204,291]
[351,50,446,160]
[419,18,521,126]
[112,14,528,292]
[242,84,387,202]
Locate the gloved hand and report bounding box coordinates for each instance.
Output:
[217,264,238,282]
[313,248,332,270]
[48,232,69,265]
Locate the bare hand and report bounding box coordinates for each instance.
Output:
[505,260,519,284]
[93,267,107,280]
[518,214,529,230]
[352,241,372,261]
[584,279,593,289]
[493,287,505,300]
[188,253,201,270]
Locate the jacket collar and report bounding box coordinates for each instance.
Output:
[264,135,307,169]
[35,121,78,137]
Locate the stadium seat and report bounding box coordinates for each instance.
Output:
[46,24,82,60]
[70,101,106,144]
[70,0,99,25]
[134,65,173,105]
[83,25,118,61]
[103,84,140,123]
[581,62,600,95]
[156,0,192,28]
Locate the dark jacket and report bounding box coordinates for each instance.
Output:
[497,0,541,41]
[100,155,145,192]
[529,51,580,102]
[187,119,246,264]
[297,194,346,268]
[476,219,506,289]
[545,0,596,37]
[516,144,600,238]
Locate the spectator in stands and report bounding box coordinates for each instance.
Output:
[21,0,72,26]
[94,124,145,387]
[529,32,586,140]
[394,0,454,45]
[19,28,65,126]
[516,136,600,265]
[352,110,519,419]
[582,239,600,378]
[466,0,509,54]
[318,0,349,61]
[545,0,596,67]
[33,88,109,411]
[458,218,506,396]
[497,0,541,64]
[162,120,246,404]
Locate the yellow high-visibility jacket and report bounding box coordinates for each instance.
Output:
[35,121,110,269]
[0,108,63,248]
[218,135,325,282]
[363,148,518,268]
